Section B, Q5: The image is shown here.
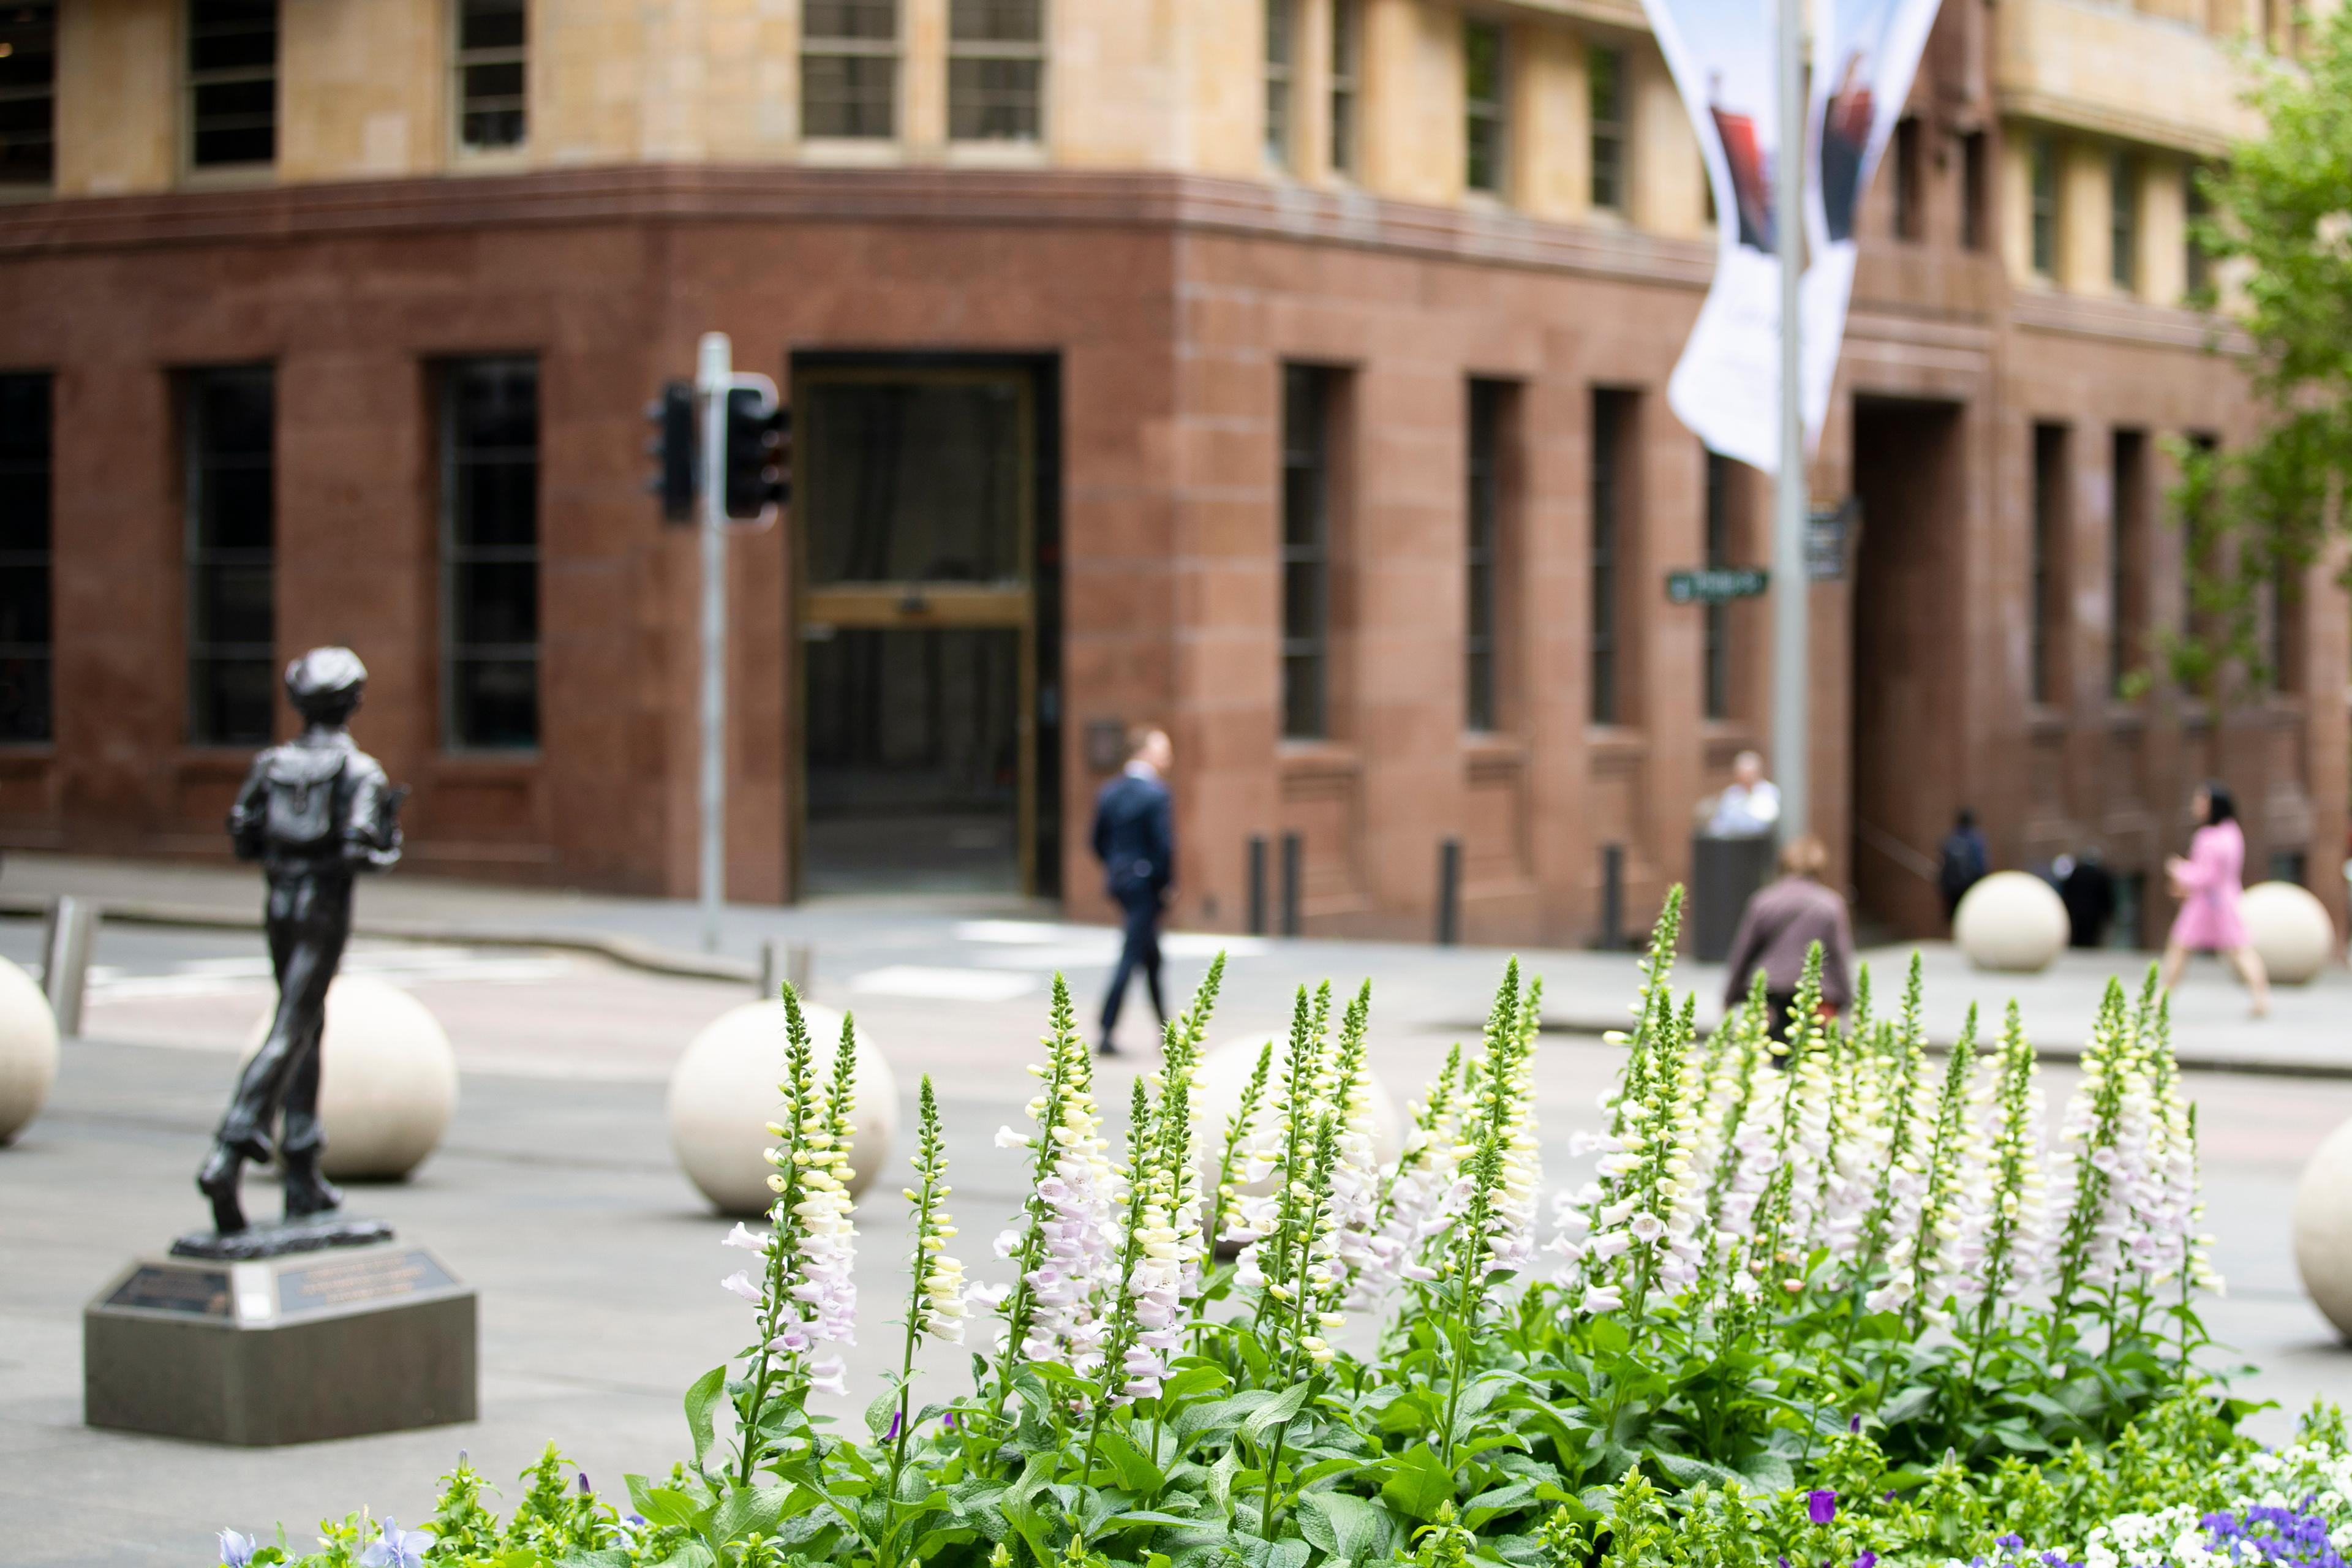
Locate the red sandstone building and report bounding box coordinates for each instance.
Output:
[0,0,2342,946]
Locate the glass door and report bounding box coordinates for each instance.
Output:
[794,367,1037,897]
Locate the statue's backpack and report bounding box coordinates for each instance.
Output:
[259,745,350,851]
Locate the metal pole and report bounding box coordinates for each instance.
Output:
[1771,0,1809,845]
[696,332,731,954]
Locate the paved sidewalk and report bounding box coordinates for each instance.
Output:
[4,853,2348,1074]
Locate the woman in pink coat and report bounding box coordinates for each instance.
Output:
[2160,782,2270,1017]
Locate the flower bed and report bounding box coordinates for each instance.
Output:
[217,892,2299,1568]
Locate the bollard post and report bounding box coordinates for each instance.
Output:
[1246,835,1268,936]
[40,894,95,1038]
[1436,839,1462,946]
[758,940,815,999]
[1599,843,1625,951]
[1279,832,1303,937]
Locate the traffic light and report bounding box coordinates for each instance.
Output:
[645,380,695,524]
[722,388,790,521]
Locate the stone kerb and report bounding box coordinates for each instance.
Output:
[242,975,459,1180]
[0,956,59,1144]
[1953,871,2070,973]
[668,1000,898,1216]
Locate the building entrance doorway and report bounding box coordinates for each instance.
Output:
[1849,396,1966,937]
[794,364,1052,897]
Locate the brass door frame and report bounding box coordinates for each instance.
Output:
[790,365,1039,899]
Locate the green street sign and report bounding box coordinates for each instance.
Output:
[1666,567,1770,605]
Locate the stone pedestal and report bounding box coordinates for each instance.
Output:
[84,1235,476,1446]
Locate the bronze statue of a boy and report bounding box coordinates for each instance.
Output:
[196,647,405,1235]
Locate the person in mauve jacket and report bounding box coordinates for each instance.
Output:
[1091,727,1174,1057]
[1721,834,1856,1048]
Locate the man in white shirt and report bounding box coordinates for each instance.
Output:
[1709,750,1781,837]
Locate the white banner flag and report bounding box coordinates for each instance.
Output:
[1640,0,1942,473]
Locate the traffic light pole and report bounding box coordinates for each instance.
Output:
[696,331,731,954]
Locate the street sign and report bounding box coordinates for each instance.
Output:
[1666,567,1770,605]
[1806,499,1859,582]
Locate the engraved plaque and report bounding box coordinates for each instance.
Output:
[277,1250,454,1317]
[105,1267,233,1317]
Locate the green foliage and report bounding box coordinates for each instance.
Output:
[2161,4,2352,697]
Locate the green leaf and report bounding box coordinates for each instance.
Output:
[865,1389,901,1441]
[1379,1446,1457,1522]
[1097,1425,1168,1495]
[712,1484,793,1542]
[1297,1490,1389,1562]
[1241,1381,1313,1447]
[1879,1384,1937,1426]
[684,1365,727,1471]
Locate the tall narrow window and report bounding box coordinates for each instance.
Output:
[0,374,53,742]
[949,0,1044,142]
[443,359,540,750]
[2030,422,2067,706]
[2266,566,2299,692]
[454,0,527,151]
[186,367,275,745]
[0,2,56,188]
[802,0,899,139]
[2109,151,2138,293]
[1892,117,1923,240]
[1264,0,1295,170]
[187,0,277,170]
[2110,428,2147,698]
[1281,366,1332,740]
[1589,47,1626,212]
[1703,450,1736,720]
[1329,0,1361,178]
[1465,380,1507,732]
[2029,135,2059,277]
[1959,129,1988,251]
[1464,18,1507,195]
[2184,169,2211,298]
[1590,391,1632,725]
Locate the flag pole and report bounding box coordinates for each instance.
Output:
[1771,0,1809,845]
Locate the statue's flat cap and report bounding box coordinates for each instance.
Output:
[285,647,367,701]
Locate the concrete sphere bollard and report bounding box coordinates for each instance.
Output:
[1194,1033,1405,1191]
[244,976,459,1180]
[2294,1117,2352,1340]
[0,957,59,1145]
[1953,871,2070,974]
[2242,881,2338,986]
[668,1000,898,1216]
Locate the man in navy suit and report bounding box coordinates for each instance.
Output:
[1092,726,1175,1056]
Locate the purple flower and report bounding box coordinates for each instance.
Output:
[358,1520,434,1568]
[216,1529,257,1568]
[1997,1537,2026,1553]
[576,1472,592,1495]
[1856,1555,1879,1568]
[942,1410,957,1430]
[883,1408,903,1444]
[1807,1490,1839,1526]
[1849,1415,1862,1433]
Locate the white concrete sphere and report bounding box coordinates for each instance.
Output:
[1195,1033,1404,1192]
[242,976,459,1180]
[0,957,59,1145]
[668,1000,898,1216]
[1953,871,2070,973]
[2294,1116,2352,1340]
[2242,881,2339,986]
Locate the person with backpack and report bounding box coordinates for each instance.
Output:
[195,647,407,1236]
[1937,808,1989,928]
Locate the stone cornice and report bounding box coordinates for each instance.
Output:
[0,164,1723,288]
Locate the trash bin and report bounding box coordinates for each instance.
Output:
[1691,833,1776,962]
